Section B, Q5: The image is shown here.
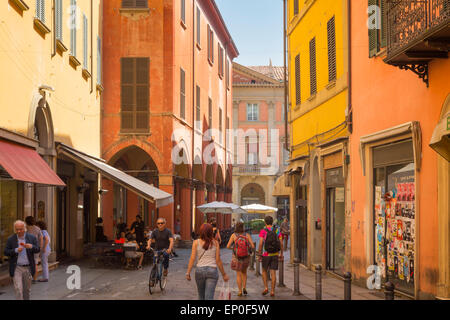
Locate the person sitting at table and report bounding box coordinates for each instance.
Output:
[115,232,126,253]
[124,234,144,270]
[95,218,108,242]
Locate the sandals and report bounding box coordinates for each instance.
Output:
[243,288,248,295]
[262,289,269,296]
[270,291,275,297]
[237,292,243,297]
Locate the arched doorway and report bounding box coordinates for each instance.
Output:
[241,183,265,222]
[107,146,159,236]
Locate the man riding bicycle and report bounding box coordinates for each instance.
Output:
[147,218,174,276]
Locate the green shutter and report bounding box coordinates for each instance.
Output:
[380,0,387,48]
[295,54,301,105]
[309,37,317,96]
[83,14,88,69]
[56,0,62,41]
[327,16,337,82]
[97,37,101,85]
[368,0,379,57]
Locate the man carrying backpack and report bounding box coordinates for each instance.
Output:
[226,222,255,297]
[257,215,283,297]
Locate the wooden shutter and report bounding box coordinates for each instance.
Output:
[36,0,45,22]
[83,14,88,69]
[181,0,185,24]
[327,16,337,82]
[368,0,379,57]
[211,32,214,63]
[219,108,223,142]
[180,68,185,119]
[70,0,76,57]
[207,25,211,59]
[295,54,301,105]
[208,98,212,128]
[122,0,148,8]
[196,86,200,126]
[97,36,102,85]
[197,7,201,45]
[380,0,387,48]
[56,0,62,40]
[226,59,229,89]
[294,0,299,15]
[309,37,317,96]
[121,57,149,132]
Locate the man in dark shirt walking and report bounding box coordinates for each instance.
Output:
[130,215,145,245]
[147,218,174,276]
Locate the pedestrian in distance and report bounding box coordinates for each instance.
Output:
[211,220,222,245]
[186,223,229,300]
[226,222,254,296]
[4,220,40,300]
[130,215,145,246]
[257,215,283,297]
[280,218,290,251]
[36,221,51,282]
[25,216,42,284]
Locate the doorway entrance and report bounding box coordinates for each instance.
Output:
[295,184,307,265]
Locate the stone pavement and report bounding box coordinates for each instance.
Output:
[0,237,410,300]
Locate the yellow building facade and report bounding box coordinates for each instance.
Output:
[287,0,351,275]
[0,0,103,262]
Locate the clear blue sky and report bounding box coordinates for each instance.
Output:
[215,0,284,67]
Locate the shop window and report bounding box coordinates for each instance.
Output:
[0,181,18,265]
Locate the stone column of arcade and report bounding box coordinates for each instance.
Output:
[195,185,205,234]
[180,181,193,241]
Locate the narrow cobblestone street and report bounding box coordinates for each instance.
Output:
[0,236,409,300]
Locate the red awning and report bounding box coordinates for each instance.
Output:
[0,139,65,186]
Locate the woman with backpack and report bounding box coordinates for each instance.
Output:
[226,222,255,297]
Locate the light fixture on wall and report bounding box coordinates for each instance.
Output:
[98,189,109,195]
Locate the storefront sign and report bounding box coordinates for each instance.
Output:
[335,187,345,202]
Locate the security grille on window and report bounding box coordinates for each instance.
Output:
[247,104,259,121]
[121,57,150,132]
[122,0,148,8]
[36,0,45,23]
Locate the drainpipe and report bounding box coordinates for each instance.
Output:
[191,0,196,238]
[283,0,288,152]
[347,0,352,134]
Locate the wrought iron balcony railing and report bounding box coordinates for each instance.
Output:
[385,0,450,86]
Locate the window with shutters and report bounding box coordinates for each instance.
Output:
[247,104,259,121]
[181,0,186,25]
[122,0,148,8]
[295,54,301,106]
[180,68,186,120]
[121,57,150,133]
[309,37,317,96]
[70,0,77,57]
[97,37,102,85]
[55,0,63,41]
[196,85,201,128]
[368,0,387,57]
[208,98,213,128]
[226,59,230,90]
[197,7,201,47]
[83,14,88,70]
[219,108,223,143]
[207,25,214,65]
[36,0,45,23]
[218,45,224,78]
[327,16,337,82]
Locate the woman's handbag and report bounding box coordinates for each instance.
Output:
[218,280,231,300]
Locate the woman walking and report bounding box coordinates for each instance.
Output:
[186,223,229,300]
[36,221,50,282]
[227,222,254,296]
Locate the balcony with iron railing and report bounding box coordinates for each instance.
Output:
[385,0,450,86]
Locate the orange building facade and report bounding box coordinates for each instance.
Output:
[350,1,449,299]
[101,0,238,241]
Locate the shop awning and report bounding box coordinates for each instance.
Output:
[429,112,450,161]
[284,158,306,175]
[56,144,173,208]
[272,174,291,197]
[0,139,65,186]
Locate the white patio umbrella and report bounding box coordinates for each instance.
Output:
[197,201,247,214]
[241,203,278,214]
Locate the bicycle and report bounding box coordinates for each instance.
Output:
[148,249,168,294]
